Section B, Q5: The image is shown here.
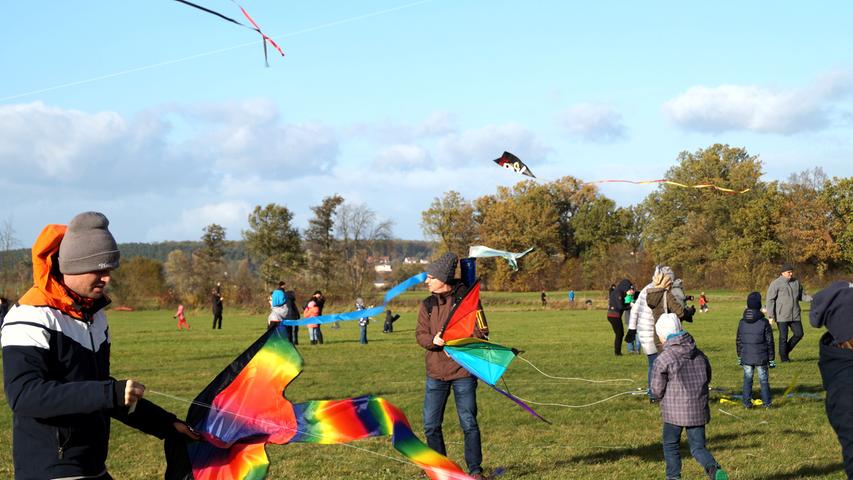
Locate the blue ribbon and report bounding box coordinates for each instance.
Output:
[282,272,427,327]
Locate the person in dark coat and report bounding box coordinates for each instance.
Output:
[736,292,775,408]
[384,309,400,333]
[607,279,632,356]
[284,288,301,344]
[810,280,853,478]
[211,285,223,329]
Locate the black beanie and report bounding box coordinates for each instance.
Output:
[747,291,762,310]
[426,252,458,284]
[810,280,853,344]
[781,263,794,274]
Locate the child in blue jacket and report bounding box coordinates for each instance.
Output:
[736,292,775,408]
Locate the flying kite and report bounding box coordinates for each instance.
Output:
[467,245,534,271]
[493,151,536,178]
[174,0,285,66]
[164,327,473,479]
[438,280,548,423]
[491,152,752,194]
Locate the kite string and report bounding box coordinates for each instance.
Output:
[146,390,429,470]
[516,355,634,384]
[509,389,641,409]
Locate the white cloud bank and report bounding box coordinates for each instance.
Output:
[663,72,853,134]
[556,103,627,143]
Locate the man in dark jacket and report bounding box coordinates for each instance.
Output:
[1,212,198,480]
[736,292,775,408]
[810,280,853,478]
[416,252,489,479]
[766,264,812,361]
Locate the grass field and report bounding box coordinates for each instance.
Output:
[0,290,845,479]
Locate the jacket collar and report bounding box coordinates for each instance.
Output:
[17,224,110,320]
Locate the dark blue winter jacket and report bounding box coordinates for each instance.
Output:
[818,332,853,478]
[736,308,775,366]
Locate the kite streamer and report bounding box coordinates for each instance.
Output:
[165,327,472,479]
[282,272,426,327]
[174,0,284,65]
[467,246,534,271]
[585,179,751,194]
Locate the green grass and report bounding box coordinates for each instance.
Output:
[0,292,845,479]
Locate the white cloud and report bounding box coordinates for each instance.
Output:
[348,111,458,143]
[663,72,853,134]
[373,144,431,170]
[556,103,627,143]
[436,123,550,167]
[145,200,253,241]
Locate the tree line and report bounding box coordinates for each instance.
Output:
[1,143,852,308]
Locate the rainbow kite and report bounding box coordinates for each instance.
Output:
[439,281,548,423]
[165,327,472,479]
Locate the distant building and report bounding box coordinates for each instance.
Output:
[374,264,392,273]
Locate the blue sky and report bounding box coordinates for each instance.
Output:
[2,1,852,245]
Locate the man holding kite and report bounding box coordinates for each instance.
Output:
[416,252,490,480]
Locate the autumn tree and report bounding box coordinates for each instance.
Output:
[421,191,479,257]
[243,204,304,286]
[194,223,227,293]
[164,249,195,303]
[110,257,167,308]
[822,177,853,266]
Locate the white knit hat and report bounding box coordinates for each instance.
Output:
[655,314,682,339]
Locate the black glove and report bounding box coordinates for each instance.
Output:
[624,329,636,343]
[683,305,696,323]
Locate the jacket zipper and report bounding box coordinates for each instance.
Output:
[56,427,69,459]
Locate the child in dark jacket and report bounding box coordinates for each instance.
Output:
[736,292,775,408]
[651,315,728,480]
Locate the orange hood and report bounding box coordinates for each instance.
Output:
[18,224,108,320]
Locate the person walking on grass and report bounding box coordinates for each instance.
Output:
[211,284,223,329]
[651,315,729,480]
[304,300,321,345]
[416,252,490,479]
[766,264,812,362]
[736,292,775,408]
[607,279,632,356]
[810,280,853,478]
[1,212,199,479]
[174,303,190,330]
[699,292,709,313]
[356,297,369,344]
[384,309,400,333]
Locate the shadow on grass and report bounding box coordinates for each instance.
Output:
[761,462,844,480]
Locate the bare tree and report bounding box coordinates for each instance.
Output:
[336,203,393,297]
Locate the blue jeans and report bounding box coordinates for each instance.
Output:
[359,325,368,344]
[662,423,719,479]
[647,352,659,400]
[424,376,482,475]
[743,365,772,406]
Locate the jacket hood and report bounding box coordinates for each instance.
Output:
[615,279,632,296]
[742,308,766,324]
[663,331,698,358]
[18,224,109,320]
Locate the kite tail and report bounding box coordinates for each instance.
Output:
[291,395,473,480]
[489,383,550,424]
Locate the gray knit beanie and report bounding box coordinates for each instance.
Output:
[58,212,120,274]
[426,252,458,283]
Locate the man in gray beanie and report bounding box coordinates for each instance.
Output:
[416,252,490,479]
[766,263,812,362]
[1,212,199,479]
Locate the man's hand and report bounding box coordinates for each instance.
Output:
[432,334,446,347]
[124,379,145,407]
[768,317,775,325]
[173,421,201,441]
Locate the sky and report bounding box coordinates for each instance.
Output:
[2,1,852,246]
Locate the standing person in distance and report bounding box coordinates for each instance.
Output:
[766,264,812,362]
[211,283,224,330]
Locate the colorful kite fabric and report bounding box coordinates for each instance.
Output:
[493,151,536,178]
[174,0,285,66]
[283,272,427,327]
[467,245,534,271]
[166,327,472,480]
[439,281,548,422]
